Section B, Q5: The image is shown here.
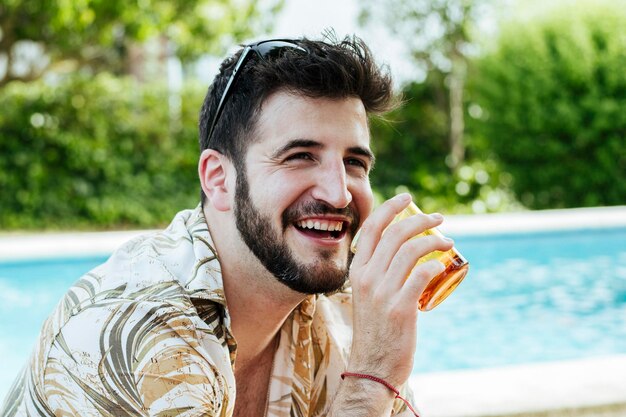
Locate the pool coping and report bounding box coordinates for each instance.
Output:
[410,354,626,417]
[438,205,626,237]
[1,205,625,261]
[1,205,626,416]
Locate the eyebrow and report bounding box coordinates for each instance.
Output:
[271,138,376,166]
[271,139,322,159]
[348,146,376,167]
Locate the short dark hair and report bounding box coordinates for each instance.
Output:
[198,34,396,201]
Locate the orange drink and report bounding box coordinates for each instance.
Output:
[352,202,469,311]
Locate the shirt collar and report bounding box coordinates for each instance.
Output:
[177,204,228,305]
[178,204,319,324]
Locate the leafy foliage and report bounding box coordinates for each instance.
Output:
[0,0,280,85]
[471,0,626,208]
[0,74,205,229]
[370,78,520,214]
[359,0,491,169]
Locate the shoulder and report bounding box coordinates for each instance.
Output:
[38,298,234,416]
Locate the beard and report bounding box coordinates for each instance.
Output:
[233,168,359,294]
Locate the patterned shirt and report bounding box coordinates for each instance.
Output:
[1,206,412,416]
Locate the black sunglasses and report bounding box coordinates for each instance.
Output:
[205,39,307,145]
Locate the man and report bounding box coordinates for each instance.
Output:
[1,35,453,416]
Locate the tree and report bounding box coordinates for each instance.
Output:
[369,76,517,214]
[359,0,489,171]
[471,0,626,208]
[0,74,207,228]
[0,0,282,86]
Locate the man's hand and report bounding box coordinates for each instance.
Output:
[327,193,453,416]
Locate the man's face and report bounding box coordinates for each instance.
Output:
[233,92,374,294]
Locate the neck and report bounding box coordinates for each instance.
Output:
[206,208,306,363]
[225,269,304,363]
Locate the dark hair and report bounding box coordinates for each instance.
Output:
[198,34,397,201]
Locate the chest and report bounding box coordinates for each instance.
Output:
[232,356,274,417]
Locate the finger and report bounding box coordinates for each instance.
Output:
[383,234,454,293]
[399,258,446,306]
[367,213,446,279]
[351,193,412,267]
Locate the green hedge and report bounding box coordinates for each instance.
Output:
[470,0,626,209]
[369,78,520,214]
[4,1,625,232]
[0,74,205,229]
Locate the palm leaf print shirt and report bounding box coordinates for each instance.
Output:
[1,206,413,417]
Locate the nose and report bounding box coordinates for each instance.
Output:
[310,160,353,208]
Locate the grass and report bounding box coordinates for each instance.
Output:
[491,403,626,417]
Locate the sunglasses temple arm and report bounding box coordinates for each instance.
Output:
[205,45,253,144]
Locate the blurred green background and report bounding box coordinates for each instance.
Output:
[1,0,624,230]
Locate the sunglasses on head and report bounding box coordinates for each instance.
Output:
[205,39,308,145]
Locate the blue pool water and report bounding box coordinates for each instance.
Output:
[1,227,626,398]
[414,227,626,373]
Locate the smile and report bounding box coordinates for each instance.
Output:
[294,218,348,240]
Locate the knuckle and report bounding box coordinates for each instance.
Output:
[412,263,437,283]
[354,276,373,297]
[415,212,433,226]
[417,234,444,252]
[371,291,388,306]
[387,305,405,321]
[385,220,404,235]
[425,234,443,248]
[359,218,378,237]
[403,237,431,257]
[394,244,413,264]
[424,259,445,276]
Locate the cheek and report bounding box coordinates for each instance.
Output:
[352,183,374,225]
[248,174,304,216]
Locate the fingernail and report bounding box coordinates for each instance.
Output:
[393,193,411,202]
[430,213,443,220]
[443,237,454,243]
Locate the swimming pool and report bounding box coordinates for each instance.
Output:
[415,227,626,372]
[1,225,626,400]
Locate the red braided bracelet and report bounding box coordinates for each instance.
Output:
[341,372,420,417]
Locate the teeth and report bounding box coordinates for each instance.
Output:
[297,219,344,232]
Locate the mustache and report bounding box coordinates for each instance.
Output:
[282,201,359,233]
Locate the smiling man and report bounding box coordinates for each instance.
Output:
[1,36,453,417]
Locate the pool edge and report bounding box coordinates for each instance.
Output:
[2,206,625,261]
[410,354,626,417]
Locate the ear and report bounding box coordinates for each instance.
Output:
[198,149,233,212]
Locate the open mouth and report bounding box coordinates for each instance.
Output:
[294,218,348,240]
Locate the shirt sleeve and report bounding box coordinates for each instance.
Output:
[41,300,231,417]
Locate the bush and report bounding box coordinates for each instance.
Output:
[470,0,626,209]
[370,78,520,214]
[0,74,206,229]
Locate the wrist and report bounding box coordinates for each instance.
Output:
[341,372,420,417]
[341,371,397,399]
[327,372,395,417]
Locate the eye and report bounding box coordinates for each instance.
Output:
[286,152,314,161]
[345,157,369,171]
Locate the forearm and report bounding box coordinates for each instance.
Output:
[324,375,396,417]
[328,194,448,417]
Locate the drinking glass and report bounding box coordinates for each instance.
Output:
[351,202,469,311]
